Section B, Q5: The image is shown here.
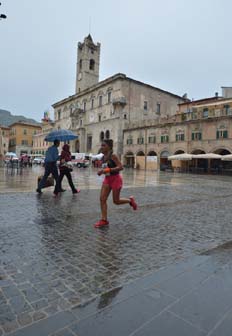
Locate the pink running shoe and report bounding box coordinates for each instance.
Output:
[73,189,81,194]
[129,196,138,210]
[94,219,109,228]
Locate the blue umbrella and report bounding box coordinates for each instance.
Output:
[44,129,78,142]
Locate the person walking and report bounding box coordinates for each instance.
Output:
[54,144,80,195]
[94,139,137,228]
[36,139,60,194]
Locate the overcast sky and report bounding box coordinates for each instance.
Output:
[1,0,232,121]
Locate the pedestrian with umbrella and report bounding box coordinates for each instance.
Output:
[36,129,78,195]
[36,139,60,194]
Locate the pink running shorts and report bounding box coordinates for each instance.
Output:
[103,174,123,190]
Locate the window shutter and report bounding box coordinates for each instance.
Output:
[199,133,202,140]
[192,133,194,140]
[224,130,228,138]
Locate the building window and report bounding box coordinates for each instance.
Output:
[83,101,86,112]
[203,108,209,118]
[23,129,27,135]
[91,98,94,109]
[217,130,228,139]
[161,135,169,143]
[99,96,103,107]
[90,59,95,70]
[108,91,112,103]
[98,115,101,122]
[58,110,61,120]
[79,59,82,70]
[100,131,104,141]
[80,119,83,126]
[87,135,92,151]
[144,101,148,111]
[127,138,133,145]
[105,130,110,139]
[191,132,202,141]
[124,114,127,119]
[148,136,156,143]
[21,140,28,146]
[137,137,144,145]
[224,104,231,115]
[176,133,185,141]
[156,103,161,114]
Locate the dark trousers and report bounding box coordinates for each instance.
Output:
[38,162,59,192]
[54,168,76,194]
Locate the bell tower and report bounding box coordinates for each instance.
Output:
[75,34,101,93]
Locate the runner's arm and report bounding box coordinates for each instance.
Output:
[110,154,123,173]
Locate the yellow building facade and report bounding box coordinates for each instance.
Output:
[9,121,42,157]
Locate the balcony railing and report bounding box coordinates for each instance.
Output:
[112,97,127,106]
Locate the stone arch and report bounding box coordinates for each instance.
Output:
[136,151,145,156]
[147,150,157,156]
[174,149,185,155]
[160,150,170,158]
[213,148,231,155]
[191,149,206,154]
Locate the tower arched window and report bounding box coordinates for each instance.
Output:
[79,59,82,70]
[105,130,110,139]
[100,131,104,141]
[90,59,95,70]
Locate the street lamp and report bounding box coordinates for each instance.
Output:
[0,2,7,20]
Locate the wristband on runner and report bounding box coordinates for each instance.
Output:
[103,168,111,174]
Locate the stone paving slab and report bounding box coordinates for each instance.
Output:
[53,247,232,336]
[7,311,75,336]
[1,173,232,334]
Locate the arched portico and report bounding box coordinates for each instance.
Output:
[147,151,158,170]
[136,151,145,169]
[160,150,171,171]
[213,148,232,174]
[124,151,135,168]
[190,149,207,173]
[171,150,188,172]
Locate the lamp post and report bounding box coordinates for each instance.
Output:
[0,2,7,20]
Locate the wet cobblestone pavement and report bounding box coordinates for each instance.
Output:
[1,167,232,334]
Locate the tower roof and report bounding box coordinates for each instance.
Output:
[85,34,93,42]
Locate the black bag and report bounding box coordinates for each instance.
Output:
[38,175,54,188]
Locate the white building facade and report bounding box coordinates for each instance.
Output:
[52,35,186,158]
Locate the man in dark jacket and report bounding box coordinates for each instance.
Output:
[36,139,60,194]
